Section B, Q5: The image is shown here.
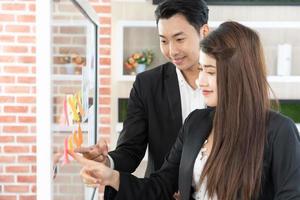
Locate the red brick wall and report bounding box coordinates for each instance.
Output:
[0,1,37,200]
[0,0,111,199]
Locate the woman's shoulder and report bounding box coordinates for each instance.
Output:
[268,110,297,131]
[267,110,300,144]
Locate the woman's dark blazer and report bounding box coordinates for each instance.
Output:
[112,108,300,200]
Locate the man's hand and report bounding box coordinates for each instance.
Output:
[74,140,110,167]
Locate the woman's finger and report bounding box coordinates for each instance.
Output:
[80,167,98,184]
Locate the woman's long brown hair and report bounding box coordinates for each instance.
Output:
[200,21,271,200]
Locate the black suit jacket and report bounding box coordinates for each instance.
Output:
[112,109,300,200]
[109,62,183,176]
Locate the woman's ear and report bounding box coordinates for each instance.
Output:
[200,24,209,38]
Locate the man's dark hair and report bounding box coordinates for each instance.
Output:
[154,0,209,31]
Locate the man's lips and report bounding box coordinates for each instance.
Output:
[172,57,185,65]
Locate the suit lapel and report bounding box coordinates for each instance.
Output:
[179,110,213,200]
[164,63,182,124]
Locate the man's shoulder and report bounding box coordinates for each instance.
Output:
[136,62,176,81]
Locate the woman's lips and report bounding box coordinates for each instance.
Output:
[202,90,213,96]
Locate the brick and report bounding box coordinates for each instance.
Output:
[99,68,111,75]
[0,196,16,200]
[31,185,36,193]
[99,48,110,55]
[17,76,36,84]
[16,97,35,104]
[0,96,14,103]
[100,58,111,65]
[18,156,36,163]
[18,116,36,123]
[5,166,29,173]
[31,106,36,113]
[99,17,111,25]
[17,136,36,143]
[72,36,85,45]
[99,97,110,105]
[99,127,111,134]
[0,136,14,142]
[17,15,35,23]
[99,87,111,95]
[0,156,15,163]
[0,35,15,42]
[0,56,14,63]
[4,106,28,113]
[94,5,111,13]
[60,27,85,34]
[0,116,16,123]
[3,126,28,133]
[2,3,26,11]
[3,46,28,53]
[31,66,36,73]
[4,86,30,93]
[31,86,36,94]
[0,14,14,21]
[99,27,111,35]
[99,107,110,114]
[3,66,29,74]
[53,36,71,44]
[28,4,35,12]
[0,76,15,83]
[20,195,36,200]
[100,117,110,124]
[0,175,14,183]
[17,175,36,183]
[99,38,111,45]
[3,146,29,153]
[4,185,29,193]
[100,77,111,85]
[18,56,36,64]
[31,165,36,173]
[17,36,35,43]
[6,25,30,33]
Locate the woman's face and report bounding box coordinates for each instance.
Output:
[197,50,217,107]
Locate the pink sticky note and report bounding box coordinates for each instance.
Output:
[63,136,70,164]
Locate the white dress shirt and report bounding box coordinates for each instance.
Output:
[176,68,205,122]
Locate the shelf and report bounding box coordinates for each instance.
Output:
[52,74,82,81]
[267,76,300,83]
[52,123,88,132]
[117,75,300,83]
[116,123,299,134]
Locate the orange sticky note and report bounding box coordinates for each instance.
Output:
[78,124,83,146]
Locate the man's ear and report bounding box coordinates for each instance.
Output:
[200,24,209,38]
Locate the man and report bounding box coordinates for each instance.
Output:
[77,0,209,181]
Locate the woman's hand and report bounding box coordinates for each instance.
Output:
[68,150,120,190]
[80,164,120,190]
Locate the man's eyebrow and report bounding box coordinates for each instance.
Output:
[159,32,185,38]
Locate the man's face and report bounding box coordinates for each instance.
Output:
[158,13,202,71]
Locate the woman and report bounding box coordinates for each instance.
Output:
[70,21,300,200]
